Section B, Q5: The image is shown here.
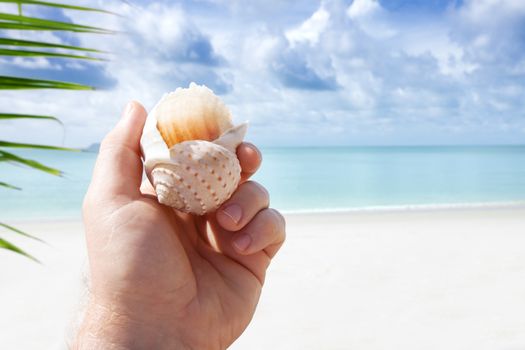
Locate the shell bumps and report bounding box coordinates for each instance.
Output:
[140,83,247,215]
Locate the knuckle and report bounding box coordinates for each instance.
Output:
[269,208,286,241]
[245,142,262,162]
[255,208,286,243]
[271,208,286,228]
[244,181,270,204]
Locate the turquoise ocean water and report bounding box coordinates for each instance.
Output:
[1,146,525,221]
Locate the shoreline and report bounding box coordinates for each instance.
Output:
[281,200,525,215]
[3,200,525,225]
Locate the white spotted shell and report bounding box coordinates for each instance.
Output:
[140,83,247,215]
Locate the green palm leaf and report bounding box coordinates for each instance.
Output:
[0,0,116,15]
[0,181,21,190]
[0,236,39,262]
[0,150,63,176]
[0,1,113,262]
[0,13,114,34]
[0,48,105,61]
[0,76,93,90]
[0,22,106,32]
[0,222,45,243]
[0,141,77,151]
[0,37,108,54]
[0,113,61,124]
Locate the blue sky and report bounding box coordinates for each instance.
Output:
[0,0,524,147]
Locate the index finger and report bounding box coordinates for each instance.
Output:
[237,142,262,182]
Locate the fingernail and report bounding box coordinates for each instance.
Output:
[121,101,135,120]
[233,234,251,252]
[222,204,242,224]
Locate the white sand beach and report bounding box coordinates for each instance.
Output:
[2,207,525,349]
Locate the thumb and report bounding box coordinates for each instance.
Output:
[88,101,147,202]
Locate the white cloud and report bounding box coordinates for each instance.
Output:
[0,1,234,147]
[347,0,380,19]
[286,6,330,46]
[346,0,395,39]
[0,57,58,70]
[1,0,525,147]
[458,0,525,24]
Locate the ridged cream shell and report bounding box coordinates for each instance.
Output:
[140,83,247,215]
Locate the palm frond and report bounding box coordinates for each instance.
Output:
[0,181,21,190]
[0,13,115,34]
[0,236,39,262]
[0,76,93,90]
[0,141,77,151]
[0,0,113,261]
[0,222,45,243]
[0,48,105,60]
[0,149,63,176]
[0,0,116,15]
[0,113,62,124]
[0,37,108,54]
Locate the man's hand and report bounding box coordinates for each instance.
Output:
[74,101,285,349]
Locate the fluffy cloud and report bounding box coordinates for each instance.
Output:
[286,6,330,46]
[0,1,233,147]
[1,0,524,147]
[129,4,224,67]
[347,0,381,19]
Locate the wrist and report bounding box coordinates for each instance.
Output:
[72,298,187,350]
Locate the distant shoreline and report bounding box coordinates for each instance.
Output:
[5,200,525,224]
[281,200,525,215]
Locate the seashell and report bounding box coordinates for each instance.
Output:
[155,83,234,148]
[140,83,247,215]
